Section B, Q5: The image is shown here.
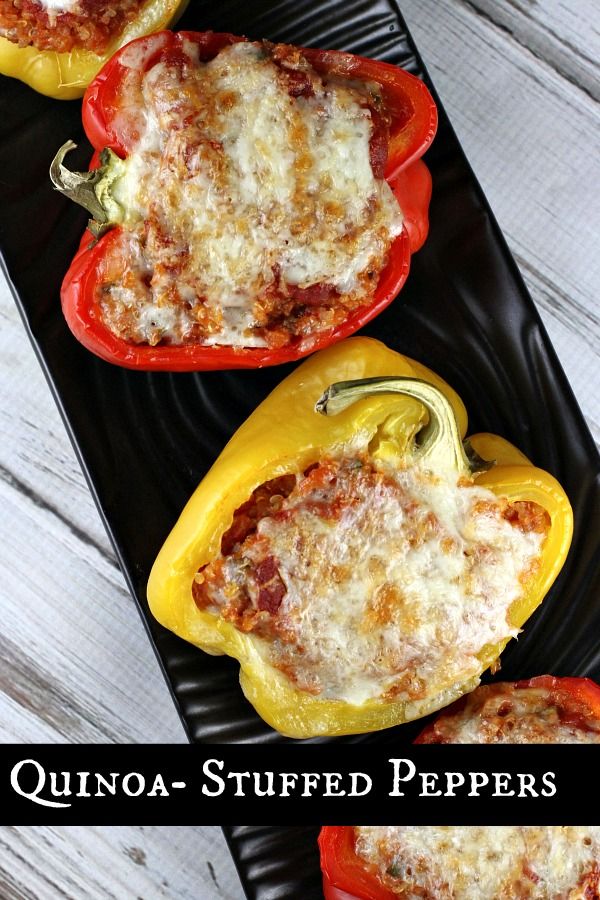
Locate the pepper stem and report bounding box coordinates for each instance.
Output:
[49,140,126,238]
[315,376,494,476]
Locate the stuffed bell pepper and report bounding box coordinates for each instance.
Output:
[415,675,600,743]
[147,337,572,738]
[50,29,437,369]
[0,0,188,98]
[319,826,600,899]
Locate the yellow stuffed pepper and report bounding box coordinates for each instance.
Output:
[0,0,188,99]
[148,337,573,738]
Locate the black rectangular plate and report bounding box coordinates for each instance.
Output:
[1,0,599,744]
[223,825,322,900]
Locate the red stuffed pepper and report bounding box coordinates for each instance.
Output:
[414,675,600,743]
[319,826,600,899]
[320,826,398,900]
[50,29,437,370]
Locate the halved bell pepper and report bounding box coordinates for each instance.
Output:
[0,0,189,99]
[49,29,436,370]
[414,674,600,743]
[319,827,397,900]
[320,825,600,899]
[147,337,572,738]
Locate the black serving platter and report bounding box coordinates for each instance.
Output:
[1,0,599,745]
[223,826,322,900]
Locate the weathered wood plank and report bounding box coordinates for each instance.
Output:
[0,300,113,556]
[465,0,599,101]
[402,0,600,447]
[0,827,242,900]
[0,306,186,745]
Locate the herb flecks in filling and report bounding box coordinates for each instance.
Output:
[193,455,548,704]
[354,826,600,899]
[97,40,404,348]
[419,682,600,744]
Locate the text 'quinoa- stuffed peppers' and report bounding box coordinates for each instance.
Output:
[0,0,189,98]
[147,337,572,738]
[50,29,436,369]
[318,826,600,900]
[415,674,600,743]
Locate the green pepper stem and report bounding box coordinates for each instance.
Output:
[315,376,494,476]
[49,140,126,238]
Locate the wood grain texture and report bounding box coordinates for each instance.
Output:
[0,826,243,899]
[401,0,600,447]
[0,0,598,896]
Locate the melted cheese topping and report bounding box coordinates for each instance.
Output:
[37,0,79,10]
[354,827,600,899]
[0,0,144,51]
[100,40,403,347]
[422,682,600,744]
[196,455,546,705]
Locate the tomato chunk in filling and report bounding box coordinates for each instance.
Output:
[417,679,600,744]
[353,826,600,900]
[96,39,404,348]
[0,0,145,53]
[193,455,549,704]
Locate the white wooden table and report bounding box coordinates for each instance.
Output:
[1,1,598,896]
